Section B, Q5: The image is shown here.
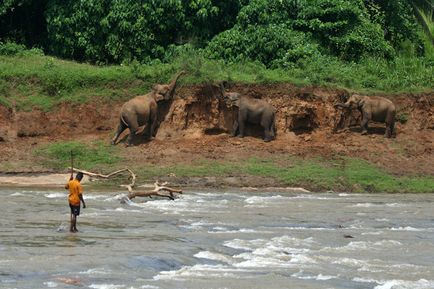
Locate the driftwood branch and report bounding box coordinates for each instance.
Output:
[69,167,136,188]
[69,168,182,202]
[125,181,182,201]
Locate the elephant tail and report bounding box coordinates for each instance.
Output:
[120,114,129,127]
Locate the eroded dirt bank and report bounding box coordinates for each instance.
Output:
[0,84,433,186]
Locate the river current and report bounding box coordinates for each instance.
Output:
[1,188,434,289]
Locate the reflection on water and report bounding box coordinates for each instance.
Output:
[1,188,434,289]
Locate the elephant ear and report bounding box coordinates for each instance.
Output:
[357,96,366,108]
[154,93,165,102]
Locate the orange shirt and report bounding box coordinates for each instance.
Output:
[66,179,83,206]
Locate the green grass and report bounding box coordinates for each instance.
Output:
[34,140,122,170]
[72,156,434,193]
[0,46,433,111]
[32,142,434,192]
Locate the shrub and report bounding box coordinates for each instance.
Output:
[206,24,319,67]
[206,0,395,68]
[396,112,410,124]
[0,41,26,55]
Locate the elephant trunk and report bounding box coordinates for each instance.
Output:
[167,71,185,99]
[334,102,350,109]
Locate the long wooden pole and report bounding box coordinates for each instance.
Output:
[70,151,74,180]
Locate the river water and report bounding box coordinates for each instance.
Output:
[1,188,434,289]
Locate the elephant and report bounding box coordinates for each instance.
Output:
[111,71,185,146]
[334,94,396,138]
[220,84,276,142]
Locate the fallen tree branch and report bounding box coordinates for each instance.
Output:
[125,181,182,201]
[69,167,136,188]
[68,168,182,202]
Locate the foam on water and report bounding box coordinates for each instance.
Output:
[44,193,67,198]
[361,231,384,236]
[321,240,402,252]
[208,227,265,234]
[9,192,25,197]
[292,271,338,281]
[389,226,427,232]
[330,257,372,268]
[221,236,317,269]
[79,268,111,275]
[374,279,434,289]
[140,285,159,289]
[179,219,217,230]
[244,195,287,204]
[89,284,126,289]
[153,264,244,281]
[244,194,338,205]
[43,281,58,288]
[127,195,225,215]
[81,194,110,200]
[291,194,339,200]
[353,278,434,289]
[224,236,315,251]
[350,203,405,208]
[194,251,233,264]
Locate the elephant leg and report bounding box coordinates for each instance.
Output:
[126,118,139,146]
[149,109,158,139]
[385,121,395,138]
[270,118,276,139]
[232,119,239,137]
[385,111,395,138]
[238,118,245,138]
[263,128,272,142]
[111,120,127,145]
[360,112,370,135]
[237,111,247,138]
[261,118,273,142]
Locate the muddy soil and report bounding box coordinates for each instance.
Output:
[0,84,433,183]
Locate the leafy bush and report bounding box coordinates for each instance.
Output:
[396,112,410,124]
[45,0,243,64]
[206,23,319,67]
[206,0,395,67]
[295,0,394,59]
[0,42,26,55]
[0,41,44,56]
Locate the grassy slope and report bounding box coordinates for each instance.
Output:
[1,51,433,193]
[0,49,433,111]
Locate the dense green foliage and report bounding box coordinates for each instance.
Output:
[0,0,243,64]
[1,0,432,66]
[207,0,395,66]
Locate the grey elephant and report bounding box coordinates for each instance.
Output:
[111,71,185,146]
[334,94,396,138]
[221,85,276,142]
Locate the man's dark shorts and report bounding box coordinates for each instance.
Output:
[69,204,80,216]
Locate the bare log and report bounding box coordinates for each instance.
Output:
[69,167,136,187]
[125,181,182,201]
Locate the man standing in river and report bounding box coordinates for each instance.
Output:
[65,172,86,233]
